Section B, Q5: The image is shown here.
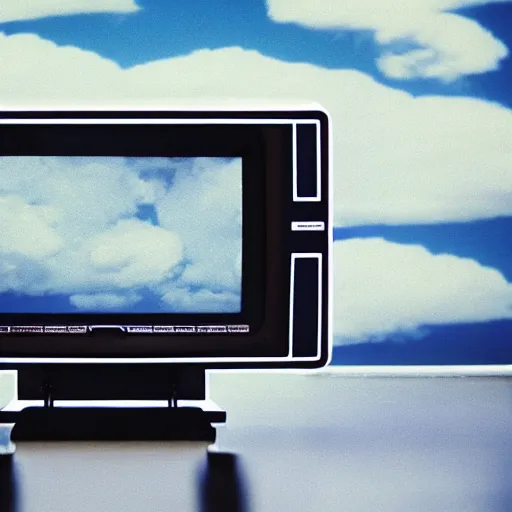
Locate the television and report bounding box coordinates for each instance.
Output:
[0,107,331,440]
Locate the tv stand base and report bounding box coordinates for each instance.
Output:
[0,400,225,442]
[7,406,218,442]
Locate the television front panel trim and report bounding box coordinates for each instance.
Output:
[288,253,323,359]
[292,120,321,202]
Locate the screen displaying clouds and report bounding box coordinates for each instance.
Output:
[0,156,242,313]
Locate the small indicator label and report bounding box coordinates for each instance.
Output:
[126,326,153,333]
[68,326,87,334]
[45,326,68,333]
[12,326,43,333]
[154,326,175,333]
[228,325,250,333]
[0,326,11,333]
[291,221,325,231]
[175,326,196,333]
[198,325,228,333]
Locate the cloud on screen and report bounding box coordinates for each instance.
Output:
[69,291,141,310]
[0,156,242,313]
[0,0,140,23]
[333,238,512,344]
[266,0,511,81]
[1,33,511,227]
[0,195,64,258]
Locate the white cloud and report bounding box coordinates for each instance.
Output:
[69,291,141,310]
[0,195,64,259]
[0,156,171,247]
[155,158,243,292]
[377,13,508,81]
[266,0,511,81]
[1,34,512,228]
[0,33,123,100]
[0,0,140,23]
[0,156,242,312]
[160,287,241,313]
[87,219,183,287]
[334,238,512,344]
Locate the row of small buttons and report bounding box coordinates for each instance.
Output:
[0,325,249,334]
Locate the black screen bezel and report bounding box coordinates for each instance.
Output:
[0,122,265,329]
[0,110,330,370]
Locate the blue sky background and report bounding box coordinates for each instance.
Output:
[2,0,512,108]
[1,0,512,364]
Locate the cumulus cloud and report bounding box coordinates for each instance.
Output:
[0,156,242,312]
[333,238,512,344]
[155,158,242,293]
[88,219,183,287]
[0,0,140,23]
[160,287,242,313]
[376,13,508,81]
[0,156,140,239]
[0,195,64,259]
[69,291,141,311]
[266,0,511,81]
[2,33,511,226]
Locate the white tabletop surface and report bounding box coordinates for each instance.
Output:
[1,372,511,512]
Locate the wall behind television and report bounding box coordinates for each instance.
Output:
[1,0,511,366]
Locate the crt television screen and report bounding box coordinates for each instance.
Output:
[0,110,330,369]
[0,156,242,315]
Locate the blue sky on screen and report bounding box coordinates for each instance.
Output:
[0,156,243,313]
[0,0,511,363]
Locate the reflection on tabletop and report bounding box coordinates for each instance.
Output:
[1,373,512,512]
[0,436,247,512]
